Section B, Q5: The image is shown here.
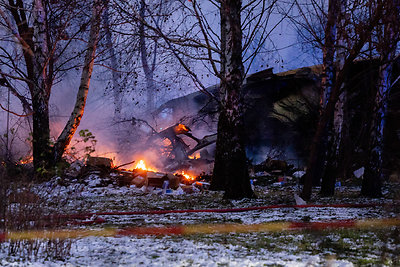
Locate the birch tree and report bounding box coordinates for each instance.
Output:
[0,0,104,175]
[103,0,122,121]
[312,0,340,193]
[301,1,383,200]
[362,0,400,197]
[53,0,105,163]
[320,0,347,196]
[209,0,255,198]
[138,0,161,112]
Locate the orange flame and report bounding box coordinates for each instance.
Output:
[179,171,196,182]
[188,152,201,160]
[134,160,157,172]
[18,156,33,165]
[174,124,190,134]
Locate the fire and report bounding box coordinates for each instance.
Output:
[174,123,190,134]
[134,160,157,172]
[18,156,33,165]
[188,152,201,159]
[179,171,196,182]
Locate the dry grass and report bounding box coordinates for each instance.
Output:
[0,165,72,261]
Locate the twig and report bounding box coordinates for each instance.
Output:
[0,103,33,117]
[113,160,136,170]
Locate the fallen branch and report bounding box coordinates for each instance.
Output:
[113,160,136,170]
[187,133,217,155]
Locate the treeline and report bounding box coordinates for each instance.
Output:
[0,0,399,199]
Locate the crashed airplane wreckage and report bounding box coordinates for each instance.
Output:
[151,59,400,178]
[50,59,400,195]
[117,66,323,174]
[106,59,400,186]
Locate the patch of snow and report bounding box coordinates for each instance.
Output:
[294,193,307,205]
[353,167,365,179]
[293,171,306,178]
[86,175,103,187]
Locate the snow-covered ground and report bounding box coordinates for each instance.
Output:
[1,235,357,266]
[1,174,399,266]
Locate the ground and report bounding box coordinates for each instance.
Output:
[0,174,399,266]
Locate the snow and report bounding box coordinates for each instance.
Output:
[353,167,365,179]
[293,171,306,178]
[294,193,307,205]
[1,174,399,266]
[1,235,355,267]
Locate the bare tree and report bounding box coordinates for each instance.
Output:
[53,0,105,163]
[320,0,347,196]
[102,0,122,120]
[138,0,157,112]
[111,0,279,198]
[362,0,400,197]
[0,0,105,175]
[300,1,384,200]
[210,0,255,198]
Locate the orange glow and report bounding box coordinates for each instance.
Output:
[162,138,172,147]
[18,156,33,164]
[174,124,190,134]
[134,160,157,172]
[179,171,196,182]
[188,152,201,159]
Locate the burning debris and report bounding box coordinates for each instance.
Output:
[134,160,157,172]
[133,121,215,172]
[66,155,208,196]
[128,159,204,193]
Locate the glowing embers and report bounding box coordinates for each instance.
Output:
[134,160,157,172]
[18,156,33,165]
[188,152,200,160]
[178,171,196,182]
[132,159,198,185]
[173,124,190,134]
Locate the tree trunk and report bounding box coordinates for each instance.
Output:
[6,0,51,173]
[210,3,227,191]
[321,0,347,196]
[211,0,255,199]
[139,0,156,112]
[361,62,390,197]
[53,0,104,163]
[103,0,125,151]
[362,1,399,196]
[301,2,382,200]
[317,0,339,193]
[32,0,52,173]
[103,0,122,120]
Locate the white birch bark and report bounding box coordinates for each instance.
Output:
[211,0,255,199]
[53,0,104,162]
[31,0,52,171]
[333,0,347,154]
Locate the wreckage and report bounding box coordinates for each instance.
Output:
[152,60,400,177]
[75,156,209,194]
[77,60,400,185]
